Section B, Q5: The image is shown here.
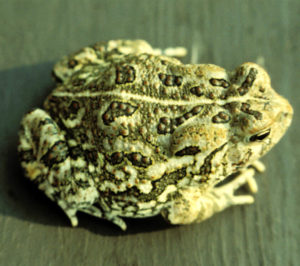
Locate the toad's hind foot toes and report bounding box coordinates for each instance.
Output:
[63,204,127,230]
[251,160,266,172]
[231,195,255,205]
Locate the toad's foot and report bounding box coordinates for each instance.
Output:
[251,160,266,172]
[58,202,127,231]
[162,168,257,225]
[153,47,187,57]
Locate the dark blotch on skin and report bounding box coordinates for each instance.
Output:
[18,150,34,163]
[102,101,138,125]
[69,101,80,114]
[158,73,183,86]
[237,87,248,96]
[157,106,203,134]
[116,65,136,84]
[157,116,174,134]
[175,146,201,156]
[69,146,84,160]
[174,76,183,86]
[209,78,230,88]
[127,152,152,167]
[175,117,185,125]
[190,86,204,97]
[72,79,85,87]
[85,150,99,165]
[41,141,69,166]
[68,59,78,68]
[237,68,258,96]
[212,112,231,123]
[241,103,263,120]
[110,152,124,165]
[223,102,239,113]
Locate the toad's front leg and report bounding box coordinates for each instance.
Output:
[162,169,257,225]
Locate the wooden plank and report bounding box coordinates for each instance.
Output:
[0,0,299,265]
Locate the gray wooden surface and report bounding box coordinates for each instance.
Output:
[0,1,299,265]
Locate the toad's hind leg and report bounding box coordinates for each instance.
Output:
[18,109,126,229]
[53,39,158,83]
[162,168,257,225]
[18,108,69,184]
[18,109,78,223]
[97,39,187,57]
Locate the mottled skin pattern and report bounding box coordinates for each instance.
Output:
[18,40,293,230]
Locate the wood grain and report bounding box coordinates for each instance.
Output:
[0,0,299,265]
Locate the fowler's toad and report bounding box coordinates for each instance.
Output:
[18,40,293,230]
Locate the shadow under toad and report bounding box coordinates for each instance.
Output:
[0,63,174,236]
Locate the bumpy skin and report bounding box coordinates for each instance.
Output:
[18,40,293,230]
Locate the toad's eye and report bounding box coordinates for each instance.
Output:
[249,129,271,142]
